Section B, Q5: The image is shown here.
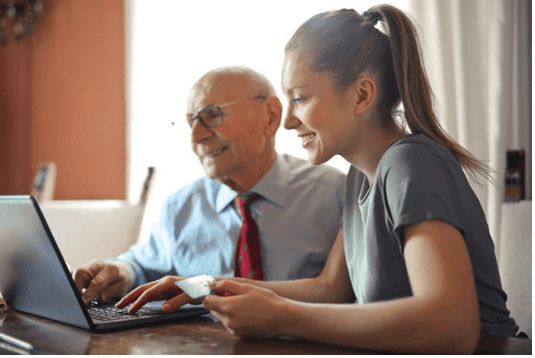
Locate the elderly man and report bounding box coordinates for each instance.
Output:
[74,66,345,306]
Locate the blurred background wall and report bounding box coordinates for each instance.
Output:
[0,0,125,199]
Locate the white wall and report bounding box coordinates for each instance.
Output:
[125,0,410,240]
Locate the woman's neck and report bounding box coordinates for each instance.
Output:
[346,122,407,185]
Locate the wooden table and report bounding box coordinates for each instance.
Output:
[0,305,531,354]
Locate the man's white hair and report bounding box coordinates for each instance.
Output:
[191,65,277,100]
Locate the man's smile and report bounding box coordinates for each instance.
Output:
[201,146,228,159]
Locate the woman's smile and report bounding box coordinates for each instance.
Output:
[299,132,317,148]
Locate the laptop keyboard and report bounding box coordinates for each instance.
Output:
[88,301,152,321]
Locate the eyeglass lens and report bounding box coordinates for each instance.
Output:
[188,104,222,128]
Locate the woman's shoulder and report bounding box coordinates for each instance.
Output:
[383,134,457,168]
[378,134,462,184]
[388,133,451,156]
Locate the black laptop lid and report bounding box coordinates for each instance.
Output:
[0,196,91,330]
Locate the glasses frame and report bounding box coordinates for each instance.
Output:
[186,95,267,129]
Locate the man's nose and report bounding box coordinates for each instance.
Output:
[190,119,213,142]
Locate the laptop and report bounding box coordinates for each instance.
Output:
[0,195,209,332]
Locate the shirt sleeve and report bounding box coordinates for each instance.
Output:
[380,142,463,246]
[108,197,177,288]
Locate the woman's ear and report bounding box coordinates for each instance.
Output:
[265,96,282,137]
[353,76,376,115]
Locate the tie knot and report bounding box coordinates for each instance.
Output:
[235,193,259,207]
[234,194,260,222]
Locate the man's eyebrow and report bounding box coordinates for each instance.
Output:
[186,101,209,115]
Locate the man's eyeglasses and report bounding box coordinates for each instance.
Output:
[186,96,267,129]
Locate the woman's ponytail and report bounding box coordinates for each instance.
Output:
[369,5,490,179]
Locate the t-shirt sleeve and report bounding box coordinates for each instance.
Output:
[380,142,463,246]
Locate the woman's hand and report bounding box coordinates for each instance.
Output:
[203,279,291,338]
[116,276,199,314]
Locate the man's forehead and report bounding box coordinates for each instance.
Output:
[187,74,254,110]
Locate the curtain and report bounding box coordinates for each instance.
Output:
[408,0,531,249]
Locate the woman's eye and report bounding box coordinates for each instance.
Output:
[292,97,304,104]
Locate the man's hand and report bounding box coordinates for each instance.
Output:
[73,260,133,305]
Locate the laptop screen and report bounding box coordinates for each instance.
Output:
[0,196,90,329]
[0,195,209,332]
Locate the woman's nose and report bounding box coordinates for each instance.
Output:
[282,107,301,130]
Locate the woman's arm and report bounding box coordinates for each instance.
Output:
[118,229,353,313]
[204,219,481,354]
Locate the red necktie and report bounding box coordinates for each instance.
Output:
[234,195,263,280]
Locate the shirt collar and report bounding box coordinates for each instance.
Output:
[215,154,288,213]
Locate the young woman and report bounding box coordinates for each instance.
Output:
[117,5,519,354]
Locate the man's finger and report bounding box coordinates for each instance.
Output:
[73,261,106,293]
[97,281,128,303]
[82,271,113,305]
[73,268,95,293]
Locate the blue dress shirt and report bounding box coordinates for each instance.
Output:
[112,154,345,286]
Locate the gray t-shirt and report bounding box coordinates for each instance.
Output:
[343,134,518,336]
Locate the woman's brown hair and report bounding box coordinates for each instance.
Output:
[285,4,490,179]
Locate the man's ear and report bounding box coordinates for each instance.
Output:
[265,96,282,137]
[353,76,376,115]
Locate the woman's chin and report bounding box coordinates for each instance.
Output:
[306,150,330,166]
